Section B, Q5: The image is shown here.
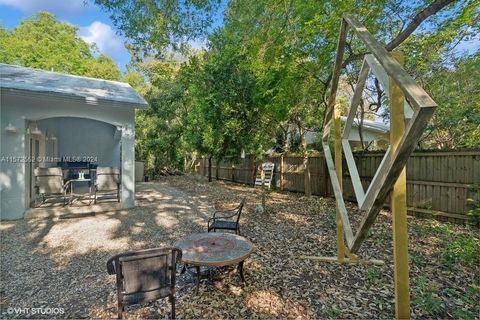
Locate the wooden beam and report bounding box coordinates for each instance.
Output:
[323,14,437,254]
[323,18,349,134]
[342,14,436,110]
[334,103,346,262]
[350,106,434,253]
[342,58,370,140]
[300,255,385,266]
[365,54,414,118]
[322,142,354,247]
[390,51,410,320]
[321,17,354,249]
[342,138,366,204]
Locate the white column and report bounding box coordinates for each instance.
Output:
[0,118,26,219]
[120,123,135,209]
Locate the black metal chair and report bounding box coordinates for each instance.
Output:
[107,247,182,319]
[207,199,246,235]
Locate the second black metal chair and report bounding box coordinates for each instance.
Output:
[207,198,246,235]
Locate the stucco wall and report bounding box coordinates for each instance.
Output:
[0,89,136,219]
[37,117,120,168]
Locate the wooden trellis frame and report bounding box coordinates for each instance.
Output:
[322,14,437,254]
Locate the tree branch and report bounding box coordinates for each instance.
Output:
[385,0,456,51]
[321,0,455,106]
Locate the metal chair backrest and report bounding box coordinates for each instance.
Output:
[107,247,182,306]
[234,198,246,224]
[96,167,120,191]
[34,167,64,194]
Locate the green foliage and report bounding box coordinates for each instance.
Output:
[83,54,121,80]
[371,230,391,242]
[414,278,480,318]
[0,12,121,80]
[123,71,146,93]
[411,219,451,236]
[410,219,479,267]
[323,212,336,230]
[466,185,480,227]
[410,217,479,273]
[422,53,480,149]
[409,253,422,266]
[134,62,188,174]
[450,286,480,320]
[121,0,478,169]
[94,0,220,59]
[440,233,480,267]
[413,291,445,316]
[412,276,445,316]
[323,306,341,318]
[363,267,381,282]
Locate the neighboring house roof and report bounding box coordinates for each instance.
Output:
[0,63,148,108]
[340,116,389,134]
[293,117,389,146]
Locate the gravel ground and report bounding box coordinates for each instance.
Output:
[0,175,478,319]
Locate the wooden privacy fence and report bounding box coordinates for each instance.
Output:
[193,151,480,223]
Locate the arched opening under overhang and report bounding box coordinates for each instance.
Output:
[26,116,121,207]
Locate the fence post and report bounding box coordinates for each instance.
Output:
[323,156,330,197]
[252,157,257,187]
[304,155,311,196]
[280,154,285,191]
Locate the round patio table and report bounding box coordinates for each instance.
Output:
[174,232,253,293]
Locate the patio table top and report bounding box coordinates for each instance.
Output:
[174,232,253,267]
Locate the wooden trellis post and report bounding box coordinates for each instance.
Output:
[390,51,410,319]
[334,103,346,262]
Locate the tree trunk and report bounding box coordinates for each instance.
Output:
[303,155,311,196]
[208,156,212,182]
[300,126,311,197]
[252,157,257,187]
[280,154,284,191]
[358,102,366,150]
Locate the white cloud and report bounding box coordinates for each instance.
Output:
[78,21,124,56]
[0,0,90,14]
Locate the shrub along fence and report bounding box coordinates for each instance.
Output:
[193,150,480,224]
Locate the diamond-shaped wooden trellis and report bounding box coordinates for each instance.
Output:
[323,14,437,254]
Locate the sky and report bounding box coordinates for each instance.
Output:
[0,0,477,73]
[0,0,132,71]
[0,0,227,72]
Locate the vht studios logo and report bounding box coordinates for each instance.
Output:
[5,306,65,315]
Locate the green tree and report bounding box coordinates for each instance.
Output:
[94,0,221,59]
[84,54,121,80]
[422,53,480,149]
[134,61,188,174]
[180,29,273,180]
[116,0,478,172]
[0,12,121,80]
